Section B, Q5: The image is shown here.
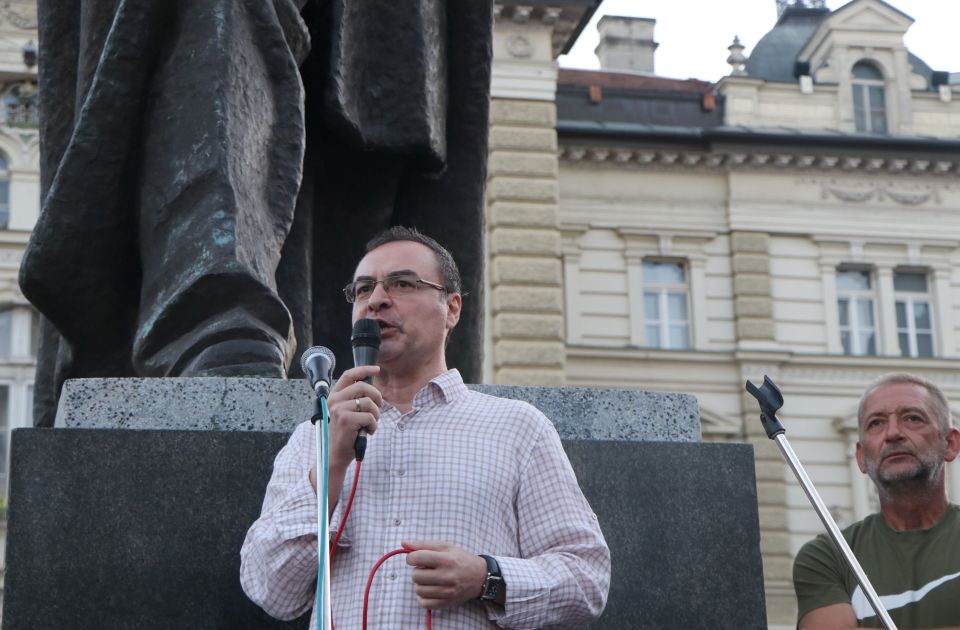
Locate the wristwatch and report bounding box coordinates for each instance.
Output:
[478,554,505,602]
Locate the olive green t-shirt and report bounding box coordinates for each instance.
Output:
[793,504,960,628]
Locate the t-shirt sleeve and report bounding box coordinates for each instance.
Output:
[793,534,852,622]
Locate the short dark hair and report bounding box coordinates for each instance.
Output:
[364,226,462,295]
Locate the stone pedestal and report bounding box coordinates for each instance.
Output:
[3,379,767,629]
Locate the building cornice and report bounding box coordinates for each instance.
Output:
[559,144,960,177]
[495,1,600,57]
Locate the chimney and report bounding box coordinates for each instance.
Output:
[594,16,658,73]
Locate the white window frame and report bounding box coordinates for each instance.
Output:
[894,270,936,358]
[642,260,691,350]
[0,152,8,230]
[852,61,887,134]
[836,268,878,356]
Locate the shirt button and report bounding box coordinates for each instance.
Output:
[389,572,398,580]
[393,518,402,526]
[397,422,406,431]
[396,469,406,477]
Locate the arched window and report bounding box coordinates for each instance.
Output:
[0,154,8,229]
[852,61,887,133]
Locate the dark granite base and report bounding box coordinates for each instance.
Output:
[4,429,765,629]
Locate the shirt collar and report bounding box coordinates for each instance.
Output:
[414,368,467,406]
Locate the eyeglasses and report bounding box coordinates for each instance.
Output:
[343,273,447,303]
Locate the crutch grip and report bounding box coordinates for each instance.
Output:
[745,375,786,439]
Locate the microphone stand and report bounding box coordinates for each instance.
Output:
[745,376,897,630]
[311,391,333,630]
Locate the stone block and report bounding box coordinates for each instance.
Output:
[475,384,700,442]
[488,152,558,178]
[732,253,770,274]
[493,313,564,339]
[490,227,561,256]
[758,505,789,530]
[488,127,557,152]
[748,437,782,459]
[487,201,558,228]
[4,430,766,629]
[737,317,776,340]
[492,256,562,285]
[731,231,770,254]
[761,555,796,584]
[55,377,313,431]
[755,479,787,506]
[734,274,772,296]
[736,296,774,318]
[486,177,558,203]
[766,589,799,627]
[55,378,703,443]
[759,530,791,556]
[4,429,300,630]
[494,339,565,367]
[490,99,556,127]
[493,367,566,387]
[491,286,564,313]
[562,441,766,628]
[754,459,787,482]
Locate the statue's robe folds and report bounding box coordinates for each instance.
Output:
[21,0,493,426]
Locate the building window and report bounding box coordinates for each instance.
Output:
[0,383,8,516]
[643,261,690,349]
[852,61,887,133]
[2,82,38,128]
[837,268,876,355]
[894,271,934,357]
[0,154,8,229]
[29,308,39,358]
[0,307,11,358]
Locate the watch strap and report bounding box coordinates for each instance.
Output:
[478,554,504,602]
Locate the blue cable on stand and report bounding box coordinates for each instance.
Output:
[312,394,332,630]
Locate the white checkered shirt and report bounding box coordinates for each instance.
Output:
[241,369,610,629]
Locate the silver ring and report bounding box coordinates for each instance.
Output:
[355,398,361,412]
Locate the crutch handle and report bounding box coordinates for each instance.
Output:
[745,375,786,439]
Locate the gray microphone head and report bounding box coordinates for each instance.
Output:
[301,346,336,395]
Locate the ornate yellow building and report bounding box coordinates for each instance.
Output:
[3,0,960,626]
[490,0,960,626]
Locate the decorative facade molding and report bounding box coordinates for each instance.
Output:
[805,177,953,205]
[783,367,960,386]
[0,3,36,30]
[559,144,960,177]
[495,4,587,57]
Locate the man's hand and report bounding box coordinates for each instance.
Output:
[309,365,383,504]
[321,365,383,478]
[403,541,490,610]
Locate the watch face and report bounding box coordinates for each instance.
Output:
[482,576,504,601]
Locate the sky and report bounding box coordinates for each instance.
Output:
[558,0,959,82]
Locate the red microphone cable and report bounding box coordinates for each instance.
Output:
[330,452,432,628]
[330,461,362,565]
[363,549,432,630]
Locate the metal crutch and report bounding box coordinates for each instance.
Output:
[745,375,897,630]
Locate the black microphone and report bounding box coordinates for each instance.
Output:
[301,346,336,398]
[351,318,381,461]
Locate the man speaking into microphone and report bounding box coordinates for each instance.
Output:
[240,227,610,628]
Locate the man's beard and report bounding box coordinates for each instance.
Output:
[865,444,946,490]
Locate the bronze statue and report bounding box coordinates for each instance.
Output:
[21,0,493,426]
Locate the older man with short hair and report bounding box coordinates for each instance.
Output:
[794,373,960,629]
